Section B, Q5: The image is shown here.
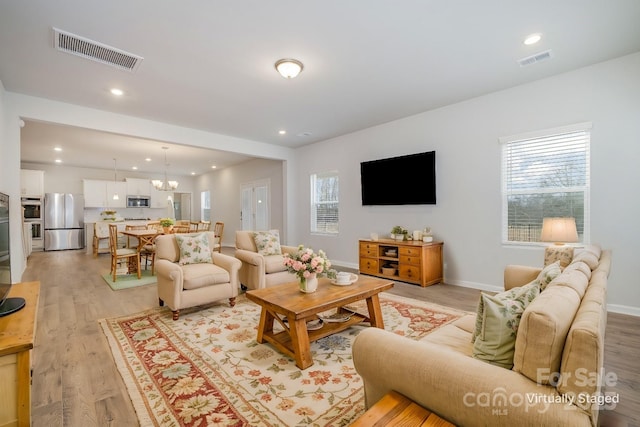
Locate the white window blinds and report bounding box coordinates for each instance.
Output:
[501,123,591,244]
[310,171,339,234]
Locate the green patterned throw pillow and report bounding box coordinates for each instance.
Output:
[253,230,282,256]
[176,233,212,265]
[472,281,540,369]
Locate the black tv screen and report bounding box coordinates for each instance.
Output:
[361,151,436,205]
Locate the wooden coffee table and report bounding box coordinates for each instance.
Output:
[246,276,394,369]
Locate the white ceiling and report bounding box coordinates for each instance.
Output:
[2,0,640,175]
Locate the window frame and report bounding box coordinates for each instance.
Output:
[500,122,591,246]
[310,170,339,236]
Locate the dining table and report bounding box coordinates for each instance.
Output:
[119,228,162,276]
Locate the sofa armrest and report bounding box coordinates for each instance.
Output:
[212,252,242,273]
[504,264,542,290]
[234,248,265,268]
[353,328,591,427]
[281,245,298,256]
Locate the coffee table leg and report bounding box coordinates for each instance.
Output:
[366,294,385,329]
[289,316,313,369]
[256,308,275,343]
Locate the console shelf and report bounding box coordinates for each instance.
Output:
[359,239,443,287]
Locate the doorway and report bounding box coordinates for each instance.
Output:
[172,192,192,221]
[241,180,269,230]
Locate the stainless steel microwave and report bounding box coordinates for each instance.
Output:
[126,196,151,208]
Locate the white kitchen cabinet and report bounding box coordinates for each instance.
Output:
[83,180,126,208]
[151,188,171,209]
[126,178,151,197]
[20,169,44,196]
[106,182,127,208]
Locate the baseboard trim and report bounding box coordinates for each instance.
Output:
[446,279,502,293]
[606,304,640,317]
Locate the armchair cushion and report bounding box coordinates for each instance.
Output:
[176,233,213,265]
[253,230,282,255]
[181,263,231,290]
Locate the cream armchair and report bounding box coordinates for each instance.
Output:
[155,232,241,320]
[234,230,298,290]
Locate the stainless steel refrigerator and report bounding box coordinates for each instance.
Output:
[44,193,85,251]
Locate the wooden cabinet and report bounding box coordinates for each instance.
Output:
[359,239,443,287]
[0,281,40,427]
[20,170,44,197]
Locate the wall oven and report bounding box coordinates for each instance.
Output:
[21,197,43,250]
[21,197,42,220]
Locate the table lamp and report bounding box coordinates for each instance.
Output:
[540,217,578,268]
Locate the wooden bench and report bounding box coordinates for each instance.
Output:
[351,390,455,427]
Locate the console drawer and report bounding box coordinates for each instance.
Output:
[399,255,420,265]
[359,258,379,275]
[359,242,379,258]
[399,264,421,282]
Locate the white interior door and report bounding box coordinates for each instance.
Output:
[241,180,269,230]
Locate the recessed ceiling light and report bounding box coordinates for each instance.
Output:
[524,33,542,45]
[110,88,124,96]
[191,172,196,175]
[211,165,217,169]
[279,130,286,135]
[145,158,152,162]
[55,159,62,163]
[54,146,62,152]
[132,166,138,170]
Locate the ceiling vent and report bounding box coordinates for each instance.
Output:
[53,27,143,72]
[517,50,553,67]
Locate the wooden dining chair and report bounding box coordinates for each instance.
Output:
[213,221,224,252]
[199,220,211,231]
[93,222,110,256]
[109,224,140,282]
[140,224,160,275]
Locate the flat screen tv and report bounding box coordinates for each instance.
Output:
[361,151,436,205]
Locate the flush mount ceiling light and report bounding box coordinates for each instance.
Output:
[524,33,542,45]
[151,147,179,191]
[110,88,124,96]
[275,59,304,79]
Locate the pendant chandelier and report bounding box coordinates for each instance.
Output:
[112,158,120,200]
[151,147,179,191]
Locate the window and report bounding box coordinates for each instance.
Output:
[201,191,210,221]
[501,123,591,244]
[310,171,339,234]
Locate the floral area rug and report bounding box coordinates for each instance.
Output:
[99,292,467,426]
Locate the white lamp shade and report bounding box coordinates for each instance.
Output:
[540,217,579,244]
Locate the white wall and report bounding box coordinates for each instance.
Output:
[292,53,640,314]
[196,158,285,247]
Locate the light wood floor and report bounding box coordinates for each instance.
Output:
[21,248,639,426]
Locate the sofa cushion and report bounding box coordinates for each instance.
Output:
[571,251,599,270]
[546,268,589,299]
[472,281,540,369]
[544,246,574,269]
[175,233,212,265]
[253,230,282,256]
[513,282,582,385]
[563,261,592,280]
[264,254,287,274]
[181,263,231,290]
[423,322,474,356]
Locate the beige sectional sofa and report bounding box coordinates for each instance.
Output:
[353,245,611,426]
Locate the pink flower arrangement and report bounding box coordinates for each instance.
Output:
[283,245,335,280]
